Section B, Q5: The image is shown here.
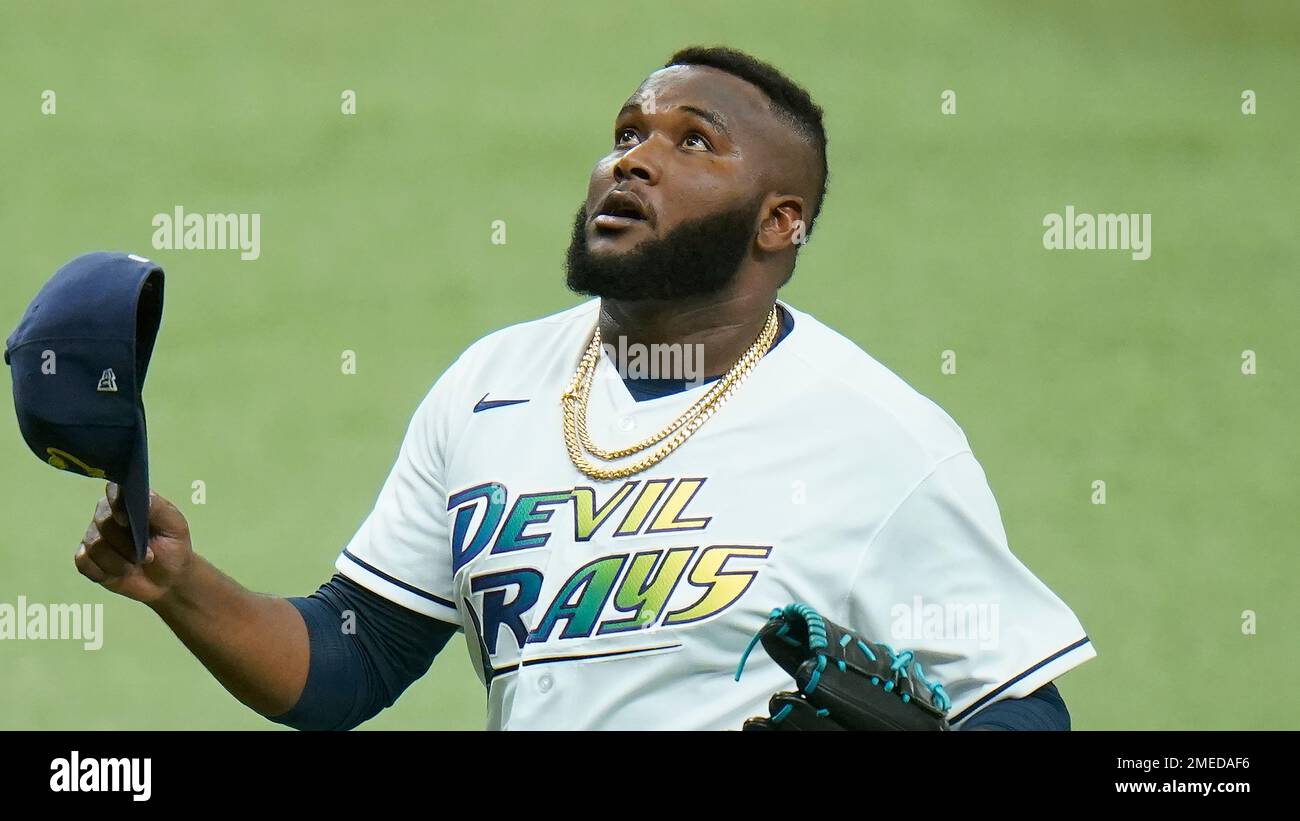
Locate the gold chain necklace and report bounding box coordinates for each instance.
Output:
[561,305,780,480]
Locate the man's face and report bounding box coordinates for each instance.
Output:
[566,65,781,300]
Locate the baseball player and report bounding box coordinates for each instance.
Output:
[76,46,1092,730]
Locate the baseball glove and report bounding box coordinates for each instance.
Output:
[736,602,952,731]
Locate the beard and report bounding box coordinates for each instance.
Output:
[565,197,763,301]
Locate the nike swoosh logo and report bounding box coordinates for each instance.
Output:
[473,393,530,413]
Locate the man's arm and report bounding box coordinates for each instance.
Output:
[273,574,456,730]
[76,482,310,717]
[959,683,1070,730]
[77,483,456,729]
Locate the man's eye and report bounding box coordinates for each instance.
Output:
[615,128,639,147]
[682,133,712,152]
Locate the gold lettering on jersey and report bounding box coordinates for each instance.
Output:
[662,546,771,625]
[613,479,672,536]
[450,477,775,657]
[571,482,637,541]
[518,545,772,646]
[460,478,716,559]
[645,478,711,533]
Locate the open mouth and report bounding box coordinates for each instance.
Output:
[592,190,651,231]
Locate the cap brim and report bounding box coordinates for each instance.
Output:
[120,410,150,564]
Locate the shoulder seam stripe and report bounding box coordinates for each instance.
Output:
[341,548,457,610]
[949,636,1093,724]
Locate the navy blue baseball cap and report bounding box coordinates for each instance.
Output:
[5,252,165,563]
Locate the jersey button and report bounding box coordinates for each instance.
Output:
[618,416,635,432]
[537,672,554,693]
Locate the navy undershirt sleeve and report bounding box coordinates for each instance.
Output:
[960,682,1070,730]
[270,573,458,731]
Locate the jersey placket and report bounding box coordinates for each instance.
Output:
[506,352,695,727]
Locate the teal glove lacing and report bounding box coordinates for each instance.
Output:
[735,603,952,715]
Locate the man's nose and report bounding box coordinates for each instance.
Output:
[614,141,659,185]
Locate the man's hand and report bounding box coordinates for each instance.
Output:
[71,482,311,717]
[76,482,195,605]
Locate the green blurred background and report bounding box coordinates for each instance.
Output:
[1,1,1295,730]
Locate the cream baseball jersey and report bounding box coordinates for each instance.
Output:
[335,299,1095,730]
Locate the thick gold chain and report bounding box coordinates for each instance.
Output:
[574,306,779,459]
[561,305,780,480]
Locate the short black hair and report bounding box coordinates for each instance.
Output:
[665,46,828,239]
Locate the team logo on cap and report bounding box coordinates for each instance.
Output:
[46,447,107,478]
[97,368,118,392]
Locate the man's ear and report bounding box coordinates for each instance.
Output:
[756,195,807,253]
